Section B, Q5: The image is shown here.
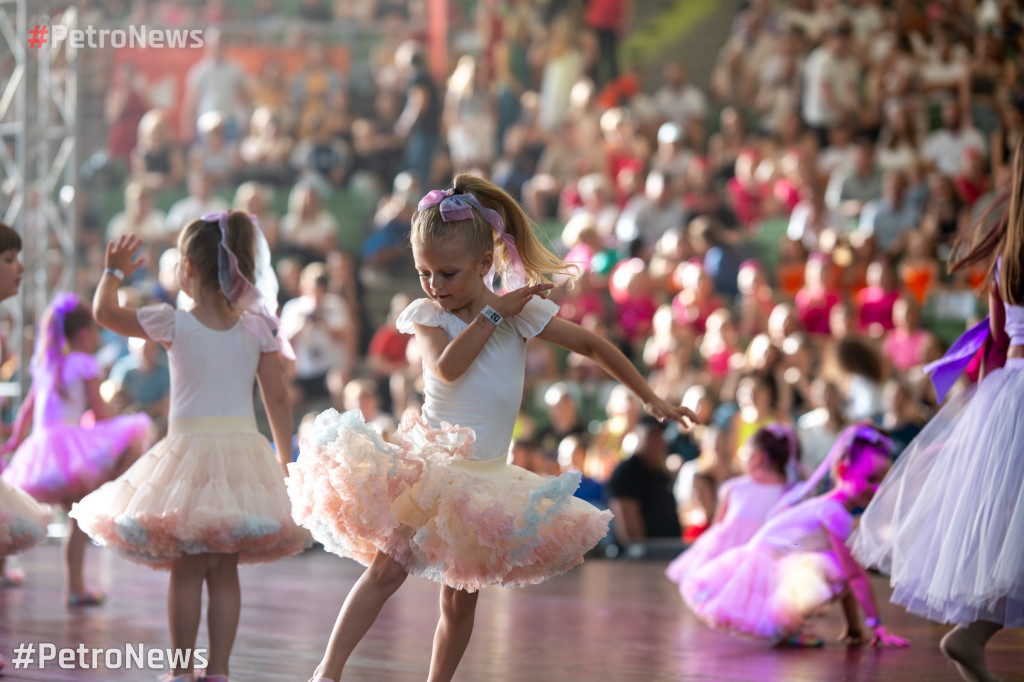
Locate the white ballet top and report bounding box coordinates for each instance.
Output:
[34,352,100,430]
[397,296,558,461]
[752,496,853,554]
[138,304,277,421]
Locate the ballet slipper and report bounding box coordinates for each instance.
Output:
[776,634,825,648]
[66,590,105,608]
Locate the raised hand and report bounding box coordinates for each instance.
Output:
[643,397,700,428]
[106,235,147,279]
[492,283,554,319]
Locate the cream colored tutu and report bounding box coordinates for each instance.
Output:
[0,479,50,555]
[71,418,311,569]
[287,409,613,592]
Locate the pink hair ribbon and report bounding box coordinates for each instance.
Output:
[417,188,527,291]
[203,212,295,360]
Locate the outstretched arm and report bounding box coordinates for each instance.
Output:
[536,316,699,426]
[827,530,910,648]
[93,235,153,341]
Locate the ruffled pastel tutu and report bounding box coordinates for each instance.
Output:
[0,479,50,555]
[71,418,311,569]
[682,543,846,641]
[287,409,612,592]
[851,358,1024,628]
[2,414,151,505]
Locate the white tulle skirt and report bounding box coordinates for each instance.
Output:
[851,358,1024,627]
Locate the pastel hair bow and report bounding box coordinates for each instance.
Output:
[417,189,527,291]
[203,211,295,359]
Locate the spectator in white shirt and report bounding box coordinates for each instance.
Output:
[923,99,987,177]
[164,171,230,236]
[654,61,708,130]
[107,182,169,245]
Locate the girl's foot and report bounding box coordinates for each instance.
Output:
[66,590,105,608]
[940,628,1003,682]
[0,568,24,588]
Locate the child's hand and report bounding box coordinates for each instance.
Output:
[871,626,910,648]
[643,397,700,428]
[492,283,554,319]
[106,235,147,278]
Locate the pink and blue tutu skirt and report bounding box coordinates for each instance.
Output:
[0,479,50,555]
[70,417,311,569]
[2,413,152,505]
[287,409,612,592]
[852,357,1024,627]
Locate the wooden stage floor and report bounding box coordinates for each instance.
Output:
[0,542,1021,681]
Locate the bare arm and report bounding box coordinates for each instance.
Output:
[256,351,293,474]
[536,316,698,426]
[827,530,909,647]
[983,280,1008,380]
[93,236,153,341]
[609,497,645,544]
[413,285,553,383]
[84,377,109,421]
[2,385,35,453]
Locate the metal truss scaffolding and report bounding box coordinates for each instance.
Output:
[0,0,78,398]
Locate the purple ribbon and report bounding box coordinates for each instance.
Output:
[203,212,295,360]
[417,189,527,291]
[923,316,990,403]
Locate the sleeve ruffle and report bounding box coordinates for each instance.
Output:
[512,296,559,338]
[396,298,444,334]
[137,304,177,342]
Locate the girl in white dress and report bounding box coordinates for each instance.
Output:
[289,173,699,682]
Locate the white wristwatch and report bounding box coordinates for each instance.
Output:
[480,305,503,326]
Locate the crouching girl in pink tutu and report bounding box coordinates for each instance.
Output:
[682,423,909,649]
[288,173,699,682]
[71,214,310,682]
[2,292,150,606]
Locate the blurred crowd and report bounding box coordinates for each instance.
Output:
[7,0,1024,553]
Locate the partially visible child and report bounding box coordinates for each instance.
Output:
[2,292,150,606]
[682,424,910,649]
[0,224,49,661]
[667,423,800,588]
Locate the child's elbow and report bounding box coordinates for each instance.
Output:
[93,303,112,327]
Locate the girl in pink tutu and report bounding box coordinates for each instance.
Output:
[683,423,909,649]
[0,222,48,674]
[666,423,800,590]
[2,291,150,607]
[852,137,1024,682]
[70,214,310,682]
[289,173,699,682]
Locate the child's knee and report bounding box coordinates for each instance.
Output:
[367,552,408,588]
[440,587,478,618]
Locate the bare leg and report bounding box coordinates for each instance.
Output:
[426,586,480,682]
[205,553,240,678]
[311,550,408,682]
[63,513,89,596]
[940,621,1004,682]
[168,554,208,678]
